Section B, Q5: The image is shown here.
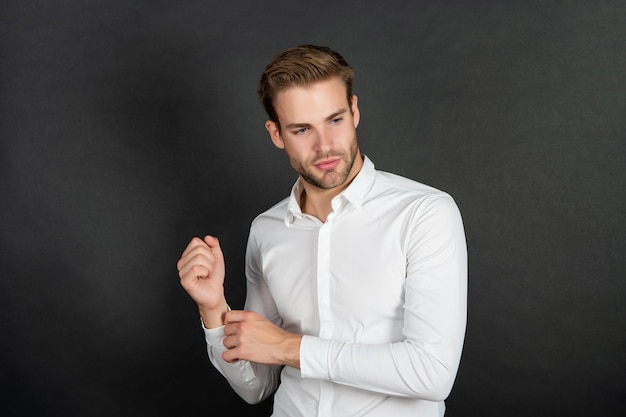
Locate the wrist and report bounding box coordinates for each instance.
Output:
[282,334,303,369]
[198,300,229,329]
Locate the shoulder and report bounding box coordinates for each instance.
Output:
[249,196,289,229]
[373,169,454,203]
[369,170,463,228]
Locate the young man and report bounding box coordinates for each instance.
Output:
[177,44,467,416]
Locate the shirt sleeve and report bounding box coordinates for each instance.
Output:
[201,228,284,405]
[203,322,282,404]
[300,194,468,401]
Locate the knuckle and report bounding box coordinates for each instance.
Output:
[193,252,210,262]
[190,265,207,276]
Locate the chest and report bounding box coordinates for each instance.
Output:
[259,212,410,339]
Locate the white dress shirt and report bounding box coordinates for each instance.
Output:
[204,156,467,416]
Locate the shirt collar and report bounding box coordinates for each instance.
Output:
[340,155,375,209]
[285,155,376,227]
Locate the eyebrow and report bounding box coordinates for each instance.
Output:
[284,108,348,130]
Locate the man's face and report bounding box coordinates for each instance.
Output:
[266,77,361,191]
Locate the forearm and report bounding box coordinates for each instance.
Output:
[299,335,464,401]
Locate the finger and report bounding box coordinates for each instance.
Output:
[222,349,240,363]
[179,263,210,282]
[224,310,259,324]
[203,235,220,249]
[177,239,208,271]
[224,310,242,324]
[203,235,225,262]
[180,236,208,259]
[178,250,219,282]
[223,334,234,349]
[225,319,246,337]
[179,256,219,282]
[177,241,215,273]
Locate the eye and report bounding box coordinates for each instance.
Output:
[331,117,342,125]
[292,127,308,135]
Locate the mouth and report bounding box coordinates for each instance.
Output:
[314,158,341,171]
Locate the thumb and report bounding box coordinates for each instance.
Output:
[204,235,224,259]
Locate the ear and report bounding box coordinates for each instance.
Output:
[265,120,285,149]
[351,95,360,128]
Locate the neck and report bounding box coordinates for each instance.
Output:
[300,152,364,222]
[299,188,335,223]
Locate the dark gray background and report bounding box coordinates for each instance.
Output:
[1,1,624,416]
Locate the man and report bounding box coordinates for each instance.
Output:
[177,44,467,416]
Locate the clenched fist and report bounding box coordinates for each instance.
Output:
[177,235,229,328]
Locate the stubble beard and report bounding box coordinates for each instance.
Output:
[290,135,359,190]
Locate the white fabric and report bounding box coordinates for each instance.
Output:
[204,156,467,416]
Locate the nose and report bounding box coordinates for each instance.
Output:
[316,128,333,152]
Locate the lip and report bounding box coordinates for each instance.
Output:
[314,158,341,171]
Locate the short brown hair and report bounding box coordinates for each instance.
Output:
[257,44,355,127]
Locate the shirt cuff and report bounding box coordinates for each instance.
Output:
[299,335,331,380]
[201,318,227,348]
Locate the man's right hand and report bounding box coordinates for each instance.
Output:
[177,235,229,328]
